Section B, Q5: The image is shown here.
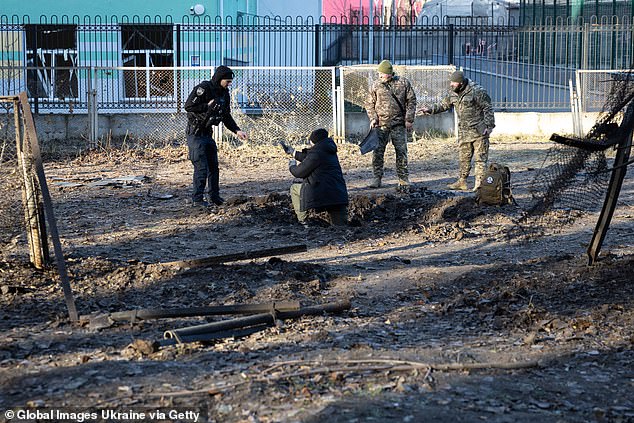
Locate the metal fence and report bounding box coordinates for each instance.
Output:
[0,99,23,255]
[576,69,631,113]
[1,64,629,149]
[341,64,455,107]
[0,65,336,146]
[3,14,634,114]
[339,64,456,139]
[520,0,634,25]
[225,67,336,144]
[452,16,634,111]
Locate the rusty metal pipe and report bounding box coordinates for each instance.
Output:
[163,299,351,342]
[81,300,300,324]
[159,325,269,347]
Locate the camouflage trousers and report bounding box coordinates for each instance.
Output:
[458,135,489,183]
[372,125,409,181]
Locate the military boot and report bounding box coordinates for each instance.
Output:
[369,177,382,189]
[472,174,483,192]
[447,178,467,191]
[396,179,410,193]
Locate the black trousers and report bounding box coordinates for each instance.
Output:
[324,205,348,226]
[187,133,219,202]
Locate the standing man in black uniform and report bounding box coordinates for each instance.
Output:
[184,65,248,207]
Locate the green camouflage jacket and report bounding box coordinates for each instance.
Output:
[365,76,417,128]
[430,80,495,136]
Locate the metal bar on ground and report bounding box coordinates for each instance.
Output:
[163,299,351,344]
[159,325,269,347]
[80,300,301,323]
[18,92,78,322]
[160,244,308,269]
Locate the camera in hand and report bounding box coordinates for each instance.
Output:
[279,140,294,155]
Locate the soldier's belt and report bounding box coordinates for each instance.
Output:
[379,122,406,129]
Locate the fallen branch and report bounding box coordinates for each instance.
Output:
[80,300,300,326]
[265,358,542,371]
[151,364,397,397]
[149,357,541,398]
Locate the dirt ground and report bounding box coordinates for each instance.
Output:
[1,135,633,423]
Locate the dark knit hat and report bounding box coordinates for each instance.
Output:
[309,128,329,143]
[450,70,464,83]
[211,65,234,84]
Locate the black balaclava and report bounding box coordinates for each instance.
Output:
[211,65,234,85]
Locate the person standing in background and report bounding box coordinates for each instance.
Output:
[365,60,417,193]
[184,65,248,207]
[419,70,495,191]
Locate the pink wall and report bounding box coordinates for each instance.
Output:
[323,0,370,20]
[322,0,426,24]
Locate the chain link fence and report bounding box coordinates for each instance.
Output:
[342,65,455,108]
[2,65,629,150]
[84,66,336,148]
[340,64,456,142]
[0,98,23,257]
[2,65,337,148]
[230,67,336,145]
[577,69,628,113]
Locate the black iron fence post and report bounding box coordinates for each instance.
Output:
[448,23,454,65]
[176,24,182,112]
[314,23,321,66]
[29,24,39,113]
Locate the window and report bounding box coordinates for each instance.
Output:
[120,24,174,99]
[25,24,78,100]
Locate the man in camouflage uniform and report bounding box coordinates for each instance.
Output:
[365,60,417,192]
[420,70,495,191]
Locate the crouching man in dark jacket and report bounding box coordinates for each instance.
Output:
[286,128,349,226]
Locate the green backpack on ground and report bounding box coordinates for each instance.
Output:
[477,163,514,206]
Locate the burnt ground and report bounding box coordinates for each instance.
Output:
[0,136,633,422]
